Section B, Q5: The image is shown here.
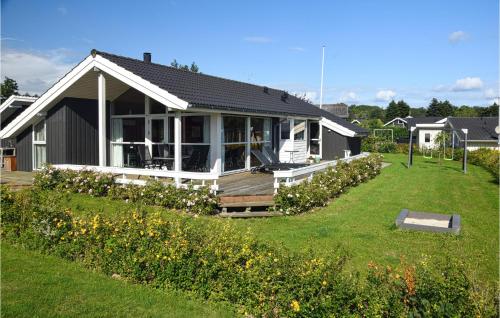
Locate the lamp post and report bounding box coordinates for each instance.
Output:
[408,126,416,168]
[462,128,468,173]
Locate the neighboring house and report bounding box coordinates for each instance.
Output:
[383,116,411,127]
[0,95,37,147]
[406,117,447,149]
[407,116,499,151]
[447,117,499,151]
[0,50,367,176]
[351,119,361,125]
[319,103,349,118]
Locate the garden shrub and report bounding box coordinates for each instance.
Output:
[361,135,397,153]
[467,148,499,183]
[274,154,383,215]
[33,167,219,215]
[1,188,497,317]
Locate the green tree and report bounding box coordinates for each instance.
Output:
[426,98,454,117]
[409,107,426,117]
[476,103,499,117]
[170,59,200,73]
[396,100,410,117]
[1,77,19,102]
[385,100,399,122]
[454,105,478,117]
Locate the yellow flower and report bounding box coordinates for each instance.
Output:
[322,280,327,286]
[291,300,300,312]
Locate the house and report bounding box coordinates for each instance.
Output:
[0,95,37,147]
[351,119,361,125]
[319,103,349,118]
[447,117,499,150]
[407,116,499,151]
[406,117,447,149]
[383,116,411,128]
[0,50,367,181]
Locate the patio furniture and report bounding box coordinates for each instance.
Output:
[138,147,160,169]
[263,145,307,168]
[251,149,307,173]
[284,149,300,163]
[183,146,209,172]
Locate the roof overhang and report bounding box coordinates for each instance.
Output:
[320,117,358,137]
[0,52,189,139]
[383,117,407,126]
[0,95,37,121]
[414,123,446,129]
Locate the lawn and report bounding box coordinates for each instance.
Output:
[1,243,236,318]
[229,154,499,284]
[58,154,498,284]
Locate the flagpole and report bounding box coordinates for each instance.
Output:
[319,45,325,109]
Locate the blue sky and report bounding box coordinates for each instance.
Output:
[1,0,498,107]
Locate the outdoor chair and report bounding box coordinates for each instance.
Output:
[263,145,307,168]
[183,146,210,172]
[139,147,161,169]
[250,149,308,174]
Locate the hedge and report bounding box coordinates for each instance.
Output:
[33,166,219,215]
[1,186,497,317]
[274,154,383,215]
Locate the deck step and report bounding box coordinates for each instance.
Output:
[218,211,282,218]
[219,200,275,208]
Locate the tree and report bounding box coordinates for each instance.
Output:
[409,107,426,117]
[454,105,478,117]
[1,77,19,102]
[477,103,499,117]
[426,98,454,117]
[170,59,200,73]
[349,105,385,121]
[396,100,410,118]
[385,100,399,122]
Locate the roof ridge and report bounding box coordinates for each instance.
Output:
[94,49,303,100]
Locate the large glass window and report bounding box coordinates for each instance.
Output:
[250,118,271,167]
[33,120,46,170]
[309,121,320,155]
[280,119,290,140]
[294,120,305,141]
[111,117,145,168]
[150,99,167,114]
[122,118,145,142]
[223,116,247,172]
[181,116,210,172]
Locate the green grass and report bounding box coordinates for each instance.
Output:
[1,243,236,318]
[229,154,499,283]
[58,154,498,284]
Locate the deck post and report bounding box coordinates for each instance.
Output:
[210,113,222,175]
[174,111,182,185]
[98,72,107,166]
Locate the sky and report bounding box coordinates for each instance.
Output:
[1,0,498,108]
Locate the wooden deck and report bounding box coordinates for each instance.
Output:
[217,172,274,196]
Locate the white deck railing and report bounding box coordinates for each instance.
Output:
[272,152,370,193]
[52,164,219,192]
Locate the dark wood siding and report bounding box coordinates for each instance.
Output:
[321,127,361,160]
[46,103,67,164]
[16,127,32,171]
[65,98,99,165]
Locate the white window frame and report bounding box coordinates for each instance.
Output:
[32,119,46,170]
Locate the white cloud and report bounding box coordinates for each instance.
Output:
[293,91,317,103]
[57,7,68,15]
[289,47,305,52]
[449,31,468,43]
[1,48,76,94]
[484,88,498,99]
[491,97,500,105]
[452,77,483,91]
[375,89,396,101]
[244,36,272,43]
[340,91,358,103]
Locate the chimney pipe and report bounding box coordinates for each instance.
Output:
[143,52,151,63]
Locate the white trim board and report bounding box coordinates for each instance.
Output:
[383,117,408,126]
[0,53,189,139]
[0,95,37,114]
[320,117,356,137]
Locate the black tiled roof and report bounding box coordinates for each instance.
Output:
[96,50,367,135]
[447,117,499,141]
[406,117,445,128]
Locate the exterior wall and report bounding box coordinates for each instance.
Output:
[417,129,442,149]
[15,97,99,171]
[15,127,32,171]
[321,127,361,160]
[279,139,307,163]
[466,142,499,151]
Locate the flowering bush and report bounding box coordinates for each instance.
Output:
[467,148,499,183]
[33,166,218,215]
[1,188,497,317]
[274,154,383,215]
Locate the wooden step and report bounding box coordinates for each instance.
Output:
[219,194,274,204]
[218,211,283,218]
[219,200,275,208]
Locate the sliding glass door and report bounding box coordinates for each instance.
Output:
[222,116,271,172]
